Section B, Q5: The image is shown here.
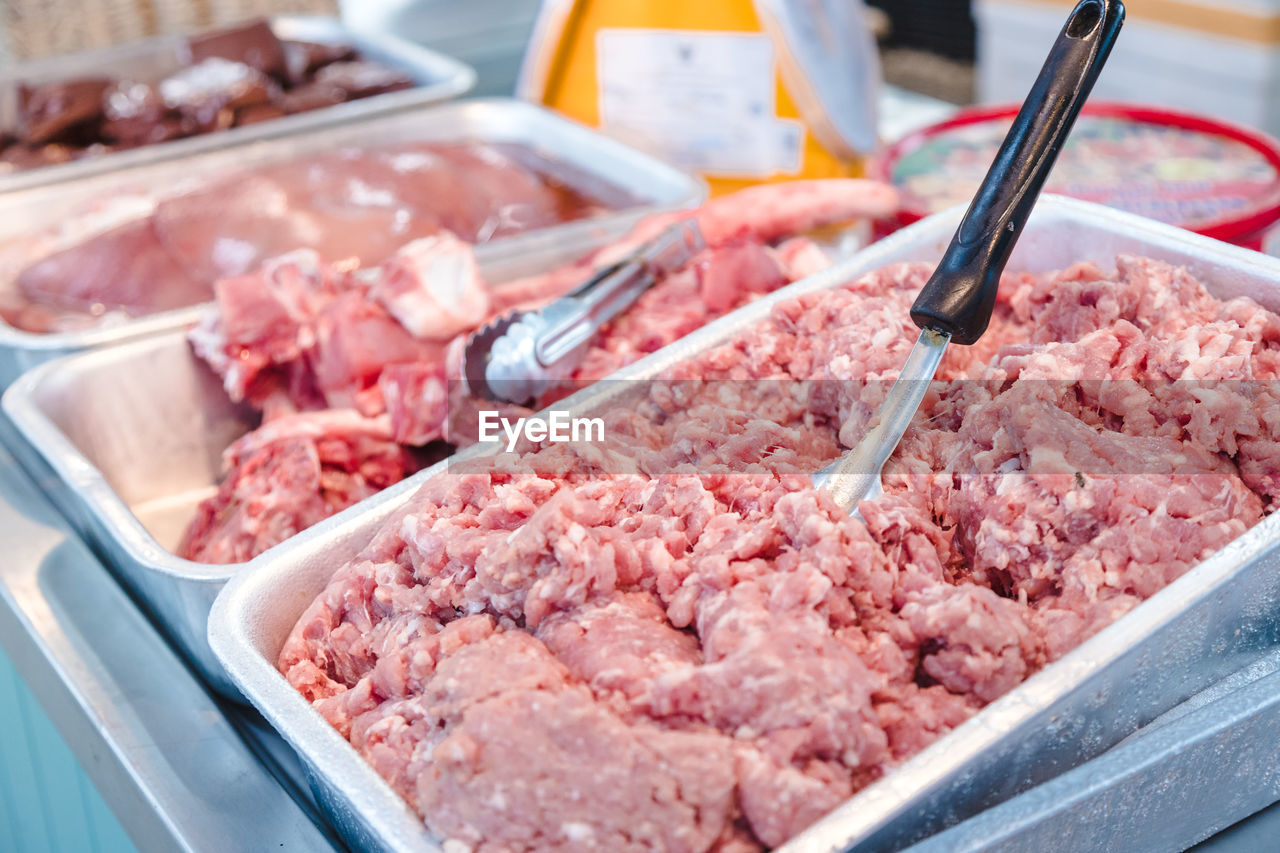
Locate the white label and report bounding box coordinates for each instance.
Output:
[595,28,804,178]
[477,411,606,452]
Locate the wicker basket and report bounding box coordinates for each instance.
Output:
[1,0,339,64]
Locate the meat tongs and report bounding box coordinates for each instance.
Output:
[463,220,706,405]
[815,0,1125,518]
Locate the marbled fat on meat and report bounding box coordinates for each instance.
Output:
[282,255,1278,850]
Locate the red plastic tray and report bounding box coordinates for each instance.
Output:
[872,102,1280,249]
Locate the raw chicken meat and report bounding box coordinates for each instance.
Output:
[2,140,627,334]
[182,179,900,563]
[281,254,1277,850]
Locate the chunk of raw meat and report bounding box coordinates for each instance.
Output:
[310,290,446,411]
[179,410,419,564]
[378,363,451,446]
[152,171,331,282]
[367,231,490,339]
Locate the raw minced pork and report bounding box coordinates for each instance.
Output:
[280,255,1277,850]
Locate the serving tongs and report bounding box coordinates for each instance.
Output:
[815,0,1124,518]
[463,220,706,405]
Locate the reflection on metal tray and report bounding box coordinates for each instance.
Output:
[0,97,706,387]
[904,647,1280,852]
[0,15,476,193]
[0,436,340,851]
[0,231,685,698]
[209,196,1280,853]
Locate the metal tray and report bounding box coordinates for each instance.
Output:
[902,646,1280,852]
[0,15,476,193]
[208,196,1280,853]
[0,97,706,387]
[0,228,665,697]
[0,432,343,852]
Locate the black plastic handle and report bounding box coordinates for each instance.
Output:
[910,0,1124,345]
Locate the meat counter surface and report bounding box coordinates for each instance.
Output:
[0,436,340,852]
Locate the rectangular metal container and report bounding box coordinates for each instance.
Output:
[0,226,679,698]
[0,15,476,193]
[0,97,706,387]
[208,196,1280,852]
[903,646,1280,852]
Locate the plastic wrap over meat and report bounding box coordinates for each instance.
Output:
[278,255,1279,851]
[179,179,900,564]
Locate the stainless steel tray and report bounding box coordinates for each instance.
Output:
[0,429,342,852]
[209,196,1280,853]
[0,230,640,698]
[0,14,476,193]
[902,647,1280,852]
[0,96,705,387]
[6,420,1273,853]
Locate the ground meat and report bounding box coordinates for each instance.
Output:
[179,409,421,563]
[281,255,1276,850]
[535,592,702,719]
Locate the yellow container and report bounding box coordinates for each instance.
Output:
[518,0,881,196]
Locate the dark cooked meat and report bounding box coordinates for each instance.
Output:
[18,78,111,145]
[186,18,287,78]
[280,255,1276,850]
[0,18,418,171]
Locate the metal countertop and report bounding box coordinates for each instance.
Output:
[0,441,343,852]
